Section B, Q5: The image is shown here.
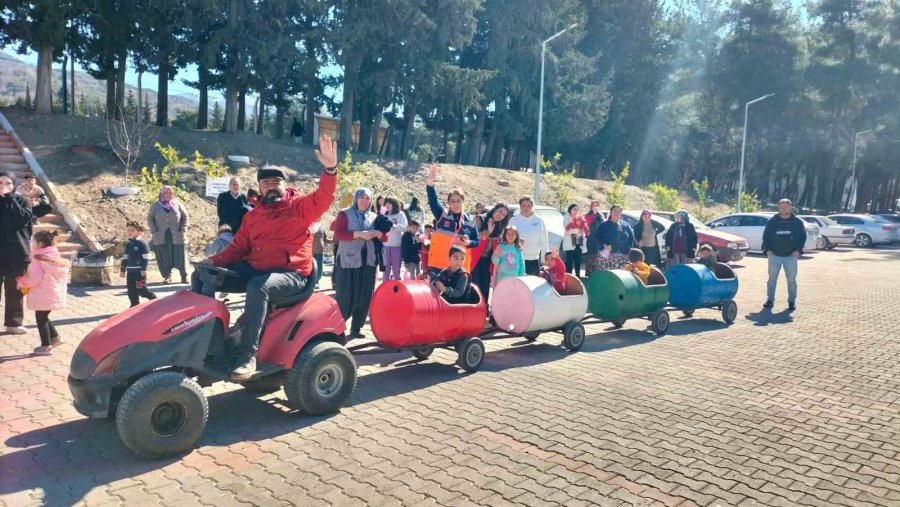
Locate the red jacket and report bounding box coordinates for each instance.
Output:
[541,256,567,293]
[211,171,336,275]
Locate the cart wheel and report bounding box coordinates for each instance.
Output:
[411,346,434,360]
[457,338,485,373]
[650,309,670,335]
[611,317,627,329]
[562,322,586,352]
[523,332,540,342]
[721,300,738,324]
[681,309,695,318]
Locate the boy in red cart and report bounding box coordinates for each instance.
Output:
[194,135,338,380]
[432,245,472,305]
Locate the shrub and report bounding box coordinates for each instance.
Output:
[647,182,681,211]
[692,178,711,220]
[541,153,574,207]
[607,162,630,207]
[739,191,762,212]
[193,150,227,178]
[137,143,188,202]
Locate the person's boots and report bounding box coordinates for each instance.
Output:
[231,356,257,381]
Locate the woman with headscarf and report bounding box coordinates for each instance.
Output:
[331,188,386,339]
[593,205,635,271]
[663,210,698,266]
[472,202,510,299]
[147,185,188,284]
[634,209,664,267]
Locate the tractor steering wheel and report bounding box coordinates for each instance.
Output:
[190,261,239,296]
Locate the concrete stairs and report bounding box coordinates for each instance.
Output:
[0,129,85,260]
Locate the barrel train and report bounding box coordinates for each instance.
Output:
[348,263,739,373]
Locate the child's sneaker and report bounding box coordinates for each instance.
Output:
[33,345,53,356]
[51,336,64,346]
[5,326,27,335]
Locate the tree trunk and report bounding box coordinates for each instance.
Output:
[275,101,286,139]
[400,99,418,159]
[156,63,169,126]
[224,85,239,133]
[34,46,54,114]
[137,72,143,123]
[255,93,264,135]
[115,50,126,120]
[483,127,497,167]
[105,73,116,118]
[61,55,68,114]
[467,108,486,165]
[237,90,246,130]
[304,85,316,144]
[70,50,75,113]
[455,109,465,163]
[370,108,383,156]
[357,100,372,153]
[339,57,362,150]
[196,64,209,129]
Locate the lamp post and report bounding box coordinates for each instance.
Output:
[535,22,577,203]
[736,93,774,211]
[849,129,873,211]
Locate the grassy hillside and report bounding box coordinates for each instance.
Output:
[2,106,731,257]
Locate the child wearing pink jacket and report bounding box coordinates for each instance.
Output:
[17,230,69,355]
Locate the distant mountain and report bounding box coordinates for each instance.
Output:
[0,51,223,118]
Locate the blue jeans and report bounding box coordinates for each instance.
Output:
[191,262,307,361]
[767,255,798,303]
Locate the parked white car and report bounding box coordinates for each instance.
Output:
[706,212,818,253]
[507,204,566,250]
[827,214,900,247]
[800,215,855,250]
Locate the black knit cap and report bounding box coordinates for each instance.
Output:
[0,171,14,182]
[257,165,286,181]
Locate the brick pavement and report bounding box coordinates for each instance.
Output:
[1,247,899,506]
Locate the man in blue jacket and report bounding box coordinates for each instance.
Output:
[761,199,806,311]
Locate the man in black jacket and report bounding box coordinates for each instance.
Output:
[1,172,34,334]
[216,177,249,233]
[761,198,807,311]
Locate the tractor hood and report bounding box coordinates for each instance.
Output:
[76,290,230,362]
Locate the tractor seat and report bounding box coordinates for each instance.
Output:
[269,263,318,310]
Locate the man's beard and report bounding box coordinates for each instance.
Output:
[262,188,284,204]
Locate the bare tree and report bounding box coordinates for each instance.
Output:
[106,107,158,185]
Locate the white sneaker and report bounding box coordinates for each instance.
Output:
[33,345,53,355]
[5,326,27,335]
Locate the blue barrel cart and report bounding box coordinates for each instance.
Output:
[664,263,739,323]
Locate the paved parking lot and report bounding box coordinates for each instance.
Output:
[1,247,899,506]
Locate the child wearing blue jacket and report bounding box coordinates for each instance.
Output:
[122,222,157,307]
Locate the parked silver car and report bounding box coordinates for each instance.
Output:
[800,215,855,250]
[827,214,900,247]
[507,204,565,250]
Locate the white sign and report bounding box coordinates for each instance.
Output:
[205,177,231,198]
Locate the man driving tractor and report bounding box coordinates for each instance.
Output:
[194,135,338,380]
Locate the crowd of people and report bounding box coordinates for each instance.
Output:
[1,141,809,367]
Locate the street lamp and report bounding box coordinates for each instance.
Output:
[849,129,874,211]
[535,22,577,203]
[736,93,774,211]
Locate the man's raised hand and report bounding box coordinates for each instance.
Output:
[315,135,338,169]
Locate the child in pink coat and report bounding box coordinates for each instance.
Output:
[17,231,69,355]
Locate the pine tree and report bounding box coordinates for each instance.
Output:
[142,93,152,123]
[210,101,223,130]
[25,82,32,110]
[125,90,137,120]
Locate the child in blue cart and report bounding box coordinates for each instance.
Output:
[432,245,472,304]
[695,244,718,271]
